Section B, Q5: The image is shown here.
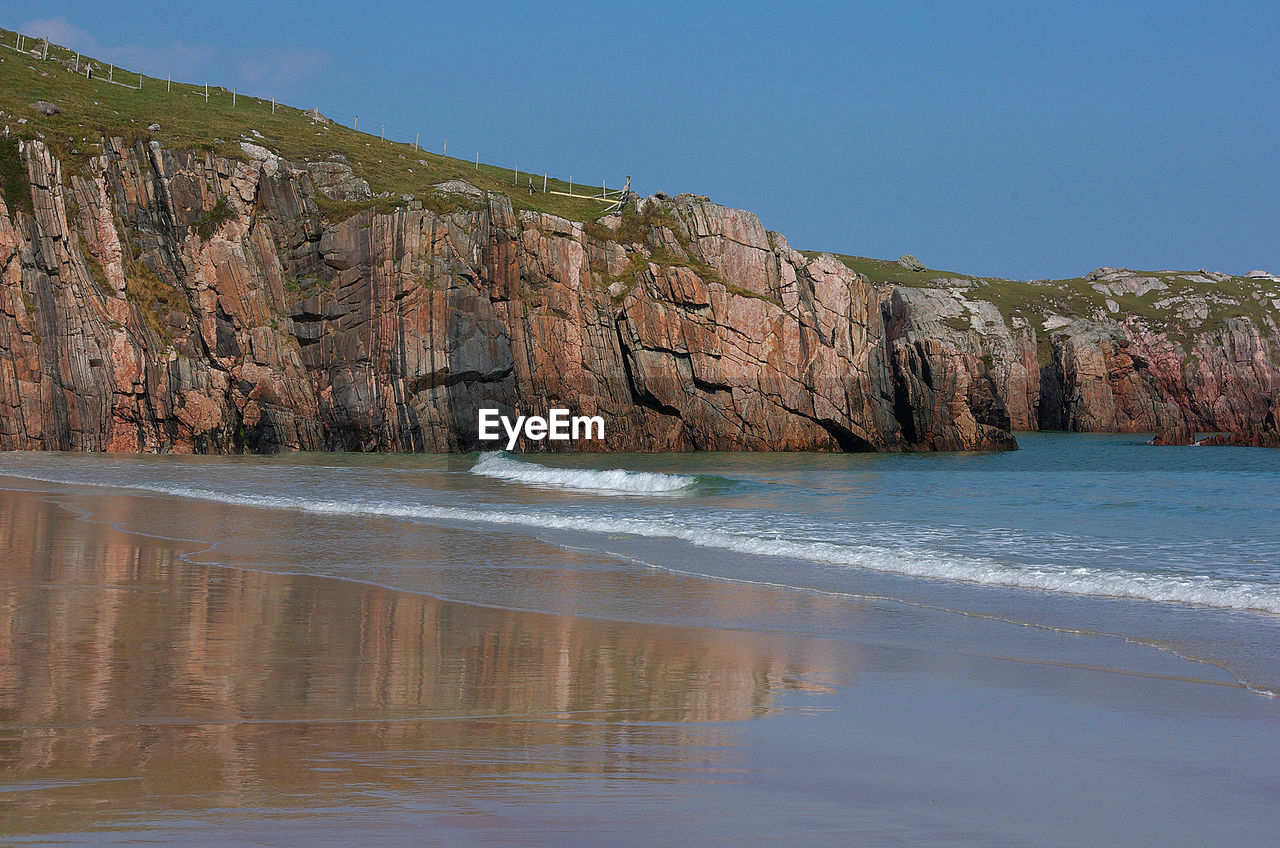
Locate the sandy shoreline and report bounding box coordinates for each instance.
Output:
[1,481,1278,845]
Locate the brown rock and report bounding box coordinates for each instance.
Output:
[890,338,1017,452]
[0,139,1021,454]
[1150,423,1194,446]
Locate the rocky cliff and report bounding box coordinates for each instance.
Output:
[883,267,1280,444]
[0,137,1016,454]
[4,134,1276,456]
[3,26,1277,455]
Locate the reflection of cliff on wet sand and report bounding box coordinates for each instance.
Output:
[0,488,831,836]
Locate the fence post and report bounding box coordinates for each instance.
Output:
[543,173,547,193]
[443,138,447,156]
[271,97,275,114]
[204,84,208,103]
[380,123,384,141]
[602,179,606,199]
[569,176,573,194]
[413,133,418,152]
[138,68,143,90]
[354,114,358,132]
[109,64,113,83]
[514,164,518,186]
[42,39,48,60]
[167,73,171,93]
[475,152,479,171]
[233,88,236,107]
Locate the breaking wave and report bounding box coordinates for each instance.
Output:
[469,452,699,494]
[3,465,1280,616]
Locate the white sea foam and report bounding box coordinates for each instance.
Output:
[4,466,1280,615]
[469,452,697,494]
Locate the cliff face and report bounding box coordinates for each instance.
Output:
[6,137,1274,456]
[0,138,1015,454]
[887,276,1280,443]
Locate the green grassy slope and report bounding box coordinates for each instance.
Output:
[801,250,1280,347]
[0,25,619,222]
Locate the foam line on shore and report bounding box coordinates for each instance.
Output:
[3,468,1279,616]
[469,452,698,494]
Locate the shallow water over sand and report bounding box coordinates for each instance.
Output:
[3,434,1279,692]
[1,437,1279,844]
[0,490,843,838]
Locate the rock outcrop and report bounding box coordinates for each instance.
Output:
[1150,424,1194,446]
[882,272,1280,442]
[1197,398,1280,447]
[0,138,1015,454]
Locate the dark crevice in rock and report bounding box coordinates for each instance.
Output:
[615,320,684,420]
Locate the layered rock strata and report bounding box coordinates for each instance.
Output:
[0,138,1013,454]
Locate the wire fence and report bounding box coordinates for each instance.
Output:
[301,100,631,206]
[2,30,143,90]
[3,26,633,211]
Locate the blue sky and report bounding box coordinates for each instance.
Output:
[16,1,1279,279]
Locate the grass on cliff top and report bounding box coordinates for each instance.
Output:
[801,250,1280,348]
[0,26,618,223]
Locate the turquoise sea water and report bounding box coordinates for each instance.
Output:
[2,432,1277,693]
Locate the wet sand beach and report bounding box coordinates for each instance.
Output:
[1,479,1278,846]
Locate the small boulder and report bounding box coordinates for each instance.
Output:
[29,100,59,116]
[304,108,332,125]
[431,180,484,197]
[240,141,275,161]
[898,254,926,272]
[147,123,160,132]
